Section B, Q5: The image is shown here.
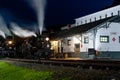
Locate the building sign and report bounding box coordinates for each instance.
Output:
[112,37,116,42]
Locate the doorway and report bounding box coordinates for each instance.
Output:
[74,43,80,57]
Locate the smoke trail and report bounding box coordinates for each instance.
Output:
[10,23,37,38]
[0,30,6,38]
[0,15,11,38]
[33,0,46,35]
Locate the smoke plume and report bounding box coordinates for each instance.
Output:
[0,30,6,38]
[33,0,46,35]
[10,23,37,38]
[0,15,11,38]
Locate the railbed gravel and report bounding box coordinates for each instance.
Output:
[3,60,120,80]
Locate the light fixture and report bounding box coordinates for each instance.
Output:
[45,37,49,41]
[8,41,13,45]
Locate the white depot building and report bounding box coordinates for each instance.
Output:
[51,4,120,60]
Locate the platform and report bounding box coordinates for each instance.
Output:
[50,58,83,60]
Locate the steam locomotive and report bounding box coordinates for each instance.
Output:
[0,35,54,59]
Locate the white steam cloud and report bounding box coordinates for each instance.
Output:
[33,0,46,35]
[0,15,11,38]
[10,23,37,38]
[0,30,6,38]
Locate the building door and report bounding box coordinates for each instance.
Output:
[74,43,80,57]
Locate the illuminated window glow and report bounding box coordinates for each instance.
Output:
[100,36,109,43]
[67,39,71,46]
[84,37,89,44]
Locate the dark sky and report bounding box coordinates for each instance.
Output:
[0,0,115,29]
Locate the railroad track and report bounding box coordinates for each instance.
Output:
[2,58,120,70]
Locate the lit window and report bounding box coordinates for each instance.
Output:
[100,36,109,43]
[67,39,71,46]
[84,37,89,44]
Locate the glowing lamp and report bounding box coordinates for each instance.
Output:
[8,41,12,44]
[45,37,49,41]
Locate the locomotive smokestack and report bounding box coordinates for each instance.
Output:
[33,0,46,35]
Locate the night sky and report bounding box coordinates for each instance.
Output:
[0,0,115,30]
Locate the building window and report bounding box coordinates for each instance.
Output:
[77,22,79,26]
[85,20,87,23]
[100,16,102,19]
[84,37,89,44]
[81,21,83,24]
[100,36,109,43]
[105,14,107,18]
[119,37,120,43]
[111,12,113,16]
[118,11,120,15]
[94,17,96,21]
[67,39,71,46]
[90,19,91,22]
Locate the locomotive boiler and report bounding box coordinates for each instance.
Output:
[0,34,54,60]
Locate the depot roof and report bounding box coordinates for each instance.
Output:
[51,16,119,40]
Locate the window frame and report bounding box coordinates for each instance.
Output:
[67,39,71,46]
[84,36,89,44]
[100,36,109,43]
[119,36,120,43]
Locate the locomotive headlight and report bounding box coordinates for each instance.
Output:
[8,41,13,45]
[45,37,49,41]
[47,44,50,48]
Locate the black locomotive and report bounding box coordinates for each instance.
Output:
[0,35,54,59]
